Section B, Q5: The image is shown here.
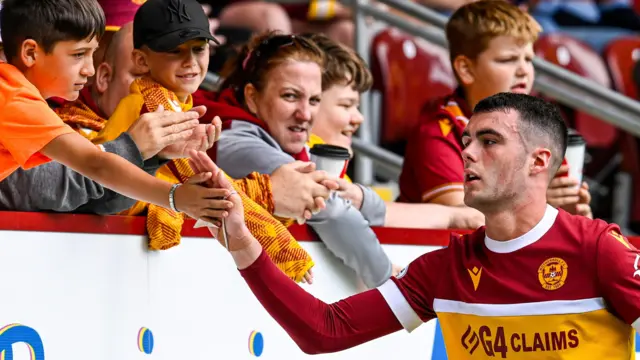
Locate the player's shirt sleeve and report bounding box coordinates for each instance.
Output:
[377,246,449,332]
[596,225,640,329]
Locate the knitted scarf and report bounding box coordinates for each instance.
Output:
[57,79,314,282]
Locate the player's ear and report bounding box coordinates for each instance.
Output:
[530,147,552,176]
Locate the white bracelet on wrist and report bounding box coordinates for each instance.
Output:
[169,183,181,212]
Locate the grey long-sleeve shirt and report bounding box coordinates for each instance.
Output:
[0,133,167,215]
[217,120,392,288]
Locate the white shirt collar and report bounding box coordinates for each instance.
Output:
[484,204,558,253]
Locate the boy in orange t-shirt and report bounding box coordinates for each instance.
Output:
[0,0,231,222]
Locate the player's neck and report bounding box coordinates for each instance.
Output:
[483,197,548,241]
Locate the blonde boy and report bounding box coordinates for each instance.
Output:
[398,0,591,218]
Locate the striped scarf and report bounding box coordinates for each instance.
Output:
[56,80,314,282]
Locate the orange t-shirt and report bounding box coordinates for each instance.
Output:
[0,64,75,181]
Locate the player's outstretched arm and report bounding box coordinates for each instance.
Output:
[40,132,233,222]
[190,151,404,354]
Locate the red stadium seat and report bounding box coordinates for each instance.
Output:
[603,36,640,225]
[369,28,456,152]
[602,36,640,171]
[534,33,618,149]
[604,36,640,100]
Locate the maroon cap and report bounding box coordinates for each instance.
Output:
[99,0,145,32]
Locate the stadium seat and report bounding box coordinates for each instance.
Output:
[603,36,640,228]
[534,33,618,149]
[369,28,456,154]
[602,36,640,168]
[604,36,640,100]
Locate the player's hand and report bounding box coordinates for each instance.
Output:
[189,150,254,250]
[300,268,314,284]
[172,181,234,222]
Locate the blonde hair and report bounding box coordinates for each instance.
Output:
[219,31,325,104]
[446,0,541,64]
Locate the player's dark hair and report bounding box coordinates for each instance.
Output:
[0,0,106,62]
[474,92,568,174]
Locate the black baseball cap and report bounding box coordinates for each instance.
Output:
[133,0,218,52]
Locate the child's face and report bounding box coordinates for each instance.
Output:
[29,37,98,100]
[459,35,534,101]
[138,39,210,101]
[313,82,363,154]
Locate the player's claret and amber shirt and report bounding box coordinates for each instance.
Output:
[379,205,639,359]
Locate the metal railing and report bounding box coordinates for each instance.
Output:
[200,72,221,92]
[350,0,640,183]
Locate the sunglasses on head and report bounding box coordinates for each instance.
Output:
[243,34,313,70]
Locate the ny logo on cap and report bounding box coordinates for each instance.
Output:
[168,0,191,23]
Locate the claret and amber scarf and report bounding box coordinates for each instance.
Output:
[55,79,314,282]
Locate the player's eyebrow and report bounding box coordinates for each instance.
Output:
[475,128,504,140]
[462,128,504,140]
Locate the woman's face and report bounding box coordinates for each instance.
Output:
[313,82,363,154]
[246,60,323,155]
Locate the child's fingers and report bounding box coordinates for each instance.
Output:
[185,172,212,185]
[206,124,216,149]
[213,116,222,142]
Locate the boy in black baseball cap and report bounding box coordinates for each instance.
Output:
[94,0,221,143]
[89,0,226,245]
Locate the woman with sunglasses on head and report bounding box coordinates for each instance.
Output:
[202,31,398,289]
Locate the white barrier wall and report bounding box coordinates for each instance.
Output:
[2,215,640,360]
[0,229,442,360]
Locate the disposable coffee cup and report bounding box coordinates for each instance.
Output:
[563,129,586,188]
[309,144,350,179]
